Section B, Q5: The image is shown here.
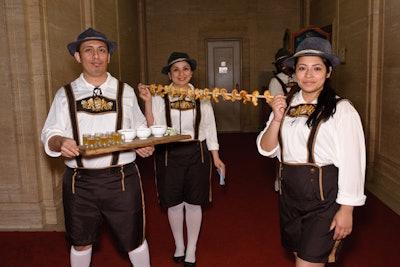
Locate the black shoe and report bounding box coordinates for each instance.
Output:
[183,261,196,267]
[173,255,185,263]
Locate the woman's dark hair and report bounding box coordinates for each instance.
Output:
[306,58,338,127]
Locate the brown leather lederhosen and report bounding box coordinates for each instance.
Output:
[154,96,212,207]
[277,99,343,263]
[62,82,146,251]
[64,81,126,192]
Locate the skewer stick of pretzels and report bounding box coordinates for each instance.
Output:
[142,84,278,106]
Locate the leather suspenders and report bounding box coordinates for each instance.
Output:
[278,101,321,164]
[64,81,124,167]
[64,84,83,167]
[274,75,288,95]
[278,98,344,164]
[163,96,201,139]
[112,81,124,165]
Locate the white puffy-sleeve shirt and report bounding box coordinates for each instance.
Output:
[41,73,147,168]
[256,92,366,206]
[268,72,297,96]
[151,83,219,151]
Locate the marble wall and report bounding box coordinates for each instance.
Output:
[308,0,400,214]
[0,0,141,230]
[366,0,400,214]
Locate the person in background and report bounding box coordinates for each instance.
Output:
[268,48,298,97]
[138,52,225,267]
[268,48,299,191]
[257,37,366,266]
[41,28,153,267]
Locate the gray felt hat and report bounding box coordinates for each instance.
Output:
[283,37,340,68]
[67,28,117,56]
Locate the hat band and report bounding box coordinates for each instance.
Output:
[275,55,290,62]
[293,49,325,57]
[168,57,190,66]
[81,36,108,42]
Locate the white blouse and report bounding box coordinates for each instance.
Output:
[41,73,147,168]
[151,83,220,151]
[256,91,366,206]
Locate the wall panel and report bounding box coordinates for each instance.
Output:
[0,0,43,228]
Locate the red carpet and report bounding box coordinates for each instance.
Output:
[1,133,399,266]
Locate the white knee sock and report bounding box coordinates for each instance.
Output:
[70,246,92,267]
[184,202,202,263]
[167,203,185,257]
[128,239,150,267]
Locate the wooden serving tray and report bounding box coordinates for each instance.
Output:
[78,134,191,156]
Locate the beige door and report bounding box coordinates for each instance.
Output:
[206,39,242,132]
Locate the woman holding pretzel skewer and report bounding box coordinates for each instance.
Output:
[257,37,366,266]
[138,52,225,267]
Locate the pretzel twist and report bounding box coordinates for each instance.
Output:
[146,84,274,106]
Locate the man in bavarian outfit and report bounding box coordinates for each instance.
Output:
[41,28,153,267]
[268,48,298,97]
[257,37,366,266]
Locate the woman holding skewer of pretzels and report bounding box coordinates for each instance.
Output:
[138,52,225,267]
[257,37,366,266]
